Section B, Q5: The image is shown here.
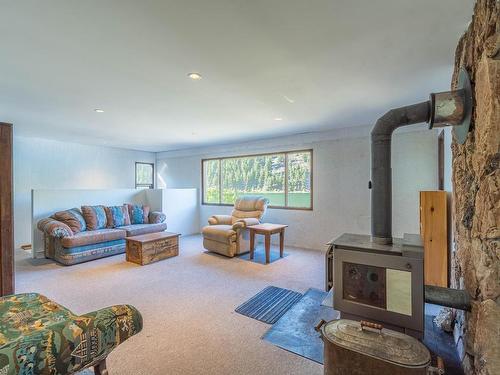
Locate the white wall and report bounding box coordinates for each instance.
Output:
[14,136,156,248]
[157,127,439,250]
[160,189,200,235]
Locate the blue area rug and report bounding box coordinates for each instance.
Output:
[263,289,463,374]
[262,288,339,364]
[235,286,303,324]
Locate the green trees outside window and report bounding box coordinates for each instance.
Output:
[202,150,312,209]
[135,162,154,189]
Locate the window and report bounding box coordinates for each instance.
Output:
[135,162,154,189]
[202,150,312,209]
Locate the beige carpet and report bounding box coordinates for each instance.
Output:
[15,234,325,375]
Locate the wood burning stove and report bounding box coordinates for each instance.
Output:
[329,233,424,338]
[324,69,473,340]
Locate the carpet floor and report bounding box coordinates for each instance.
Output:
[15,234,325,375]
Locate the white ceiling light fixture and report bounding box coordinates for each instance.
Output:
[187,72,202,80]
[274,117,283,121]
[94,109,104,113]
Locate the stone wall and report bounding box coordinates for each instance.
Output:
[450,1,499,374]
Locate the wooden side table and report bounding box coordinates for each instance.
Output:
[248,223,288,264]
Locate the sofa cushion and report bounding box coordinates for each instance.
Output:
[61,228,126,248]
[52,208,87,233]
[126,204,150,224]
[104,205,131,228]
[37,218,73,238]
[232,210,264,221]
[120,222,167,237]
[202,225,236,243]
[149,211,166,224]
[54,239,126,265]
[234,196,268,211]
[81,205,108,230]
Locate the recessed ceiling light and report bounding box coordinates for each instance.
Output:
[274,117,283,121]
[94,109,104,113]
[188,72,202,80]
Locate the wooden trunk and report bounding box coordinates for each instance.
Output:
[0,123,14,296]
[419,191,448,287]
[126,232,179,266]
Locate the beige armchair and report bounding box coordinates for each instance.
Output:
[202,196,269,257]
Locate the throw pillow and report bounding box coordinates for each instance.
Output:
[126,204,150,224]
[104,205,131,228]
[81,205,108,230]
[52,208,87,233]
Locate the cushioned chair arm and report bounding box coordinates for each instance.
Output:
[233,218,260,228]
[37,218,73,238]
[208,215,232,225]
[16,305,143,374]
[75,305,143,368]
[149,211,166,224]
[81,304,143,344]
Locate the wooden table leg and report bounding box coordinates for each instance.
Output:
[94,358,108,375]
[280,229,285,258]
[250,231,255,259]
[265,234,271,264]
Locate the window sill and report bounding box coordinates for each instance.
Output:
[201,202,313,211]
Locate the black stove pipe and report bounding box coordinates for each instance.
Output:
[370,101,431,244]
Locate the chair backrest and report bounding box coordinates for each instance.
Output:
[231,196,269,221]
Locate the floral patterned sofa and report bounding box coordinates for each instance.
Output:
[0,293,142,375]
[38,204,167,265]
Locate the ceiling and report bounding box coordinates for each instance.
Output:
[0,0,473,152]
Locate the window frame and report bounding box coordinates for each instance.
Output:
[135,162,155,189]
[201,149,313,210]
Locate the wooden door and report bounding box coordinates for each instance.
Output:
[0,123,14,295]
[420,191,448,287]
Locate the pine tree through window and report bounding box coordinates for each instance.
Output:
[135,162,154,189]
[202,150,312,209]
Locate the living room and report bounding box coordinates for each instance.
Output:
[1,1,498,375]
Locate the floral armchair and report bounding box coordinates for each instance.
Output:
[0,293,142,375]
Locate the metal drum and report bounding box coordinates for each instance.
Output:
[316,319,438,375]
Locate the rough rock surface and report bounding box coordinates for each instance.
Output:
[434,307,455,333]
[451,1,500,374]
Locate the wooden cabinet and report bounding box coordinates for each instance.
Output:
[420,191,448,287]
[0,123,14,296]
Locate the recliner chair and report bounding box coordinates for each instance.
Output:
[202,196,268,257]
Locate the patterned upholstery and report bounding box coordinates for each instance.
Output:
[0,293,142,375]
[81,206,108,231]
[60,229,126,248]
[52,208,87,233]
[119,223,167,237]
[149,211,166,224]
[104,205,131,228]
[54,240,126,266]
[126,204,150,225]
[38,207,167,266]
[37,218,73,238]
